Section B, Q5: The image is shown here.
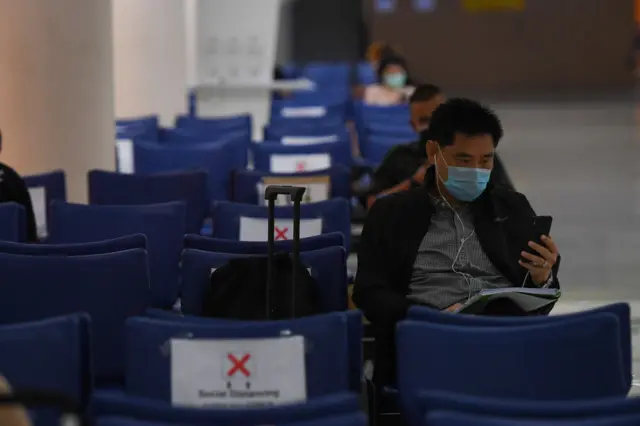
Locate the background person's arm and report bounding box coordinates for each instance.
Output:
[367,163,428,209]
[353,196,412,325]
[0,376,32,426]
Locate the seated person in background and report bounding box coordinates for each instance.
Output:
[353,98,561,386]
[0,130,38,242]
[366,84,445,206]
[363,55,415,106]
[366,86,515,208]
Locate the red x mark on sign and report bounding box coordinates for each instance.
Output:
[295,161,306,172]
[227,353,251,378]
[275,227,289,240]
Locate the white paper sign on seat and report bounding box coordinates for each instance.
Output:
[239,217,323,242]
[280,106,326,118]
[281,135,338,145]
[171,336,307,407]
[270,153,331,173]
[28,186,47,239]
[116,139,135,174]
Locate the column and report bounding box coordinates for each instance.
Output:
[0,0,115,203]
[112,0,188,126]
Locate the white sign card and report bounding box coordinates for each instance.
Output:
[239,217,323,242]
[270,154,331,174]
[281,135,338,146]
[171,336,307,407]
[280,106,326,118]
[27,186,47,239]
[116,139,135,174]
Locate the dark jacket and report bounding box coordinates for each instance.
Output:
[0,162,37,242]
[353,166,560,385]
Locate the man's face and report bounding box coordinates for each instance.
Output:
[427,133,495,181]
[410,94,445,132]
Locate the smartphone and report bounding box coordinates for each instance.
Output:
[525,215,553,254]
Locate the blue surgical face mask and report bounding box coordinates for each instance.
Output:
[435,151,491,202]
[383,72,407,89]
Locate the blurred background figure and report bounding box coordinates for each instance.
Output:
[364,54,415,106]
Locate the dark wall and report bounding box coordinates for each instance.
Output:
[291,0,366,63]
[366,0,635,94]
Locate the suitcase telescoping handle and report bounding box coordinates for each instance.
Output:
[265,185,306,320]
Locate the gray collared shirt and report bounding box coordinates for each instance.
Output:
[408,194,513,310]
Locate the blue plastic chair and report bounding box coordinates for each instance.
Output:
[302,63,351,89]
[211,199,351,251]
[0,234,146,256]
[97,413,366,426]
[0,202,25,242]
[357,62,377,85]
[407,303,632,389]
[88,170,209,234]
[124,141,236,201]
[396,315,627,426]
[418,389,640,424]
[426,410,640,426]
[251,141,352,172]
[92,392,359,426]
[48,201,185,309]
[180,246,348,316]
[0,250,149,386]
[0,313,91,406]
[117,116,159,142]
[183,233,344,254]
[144,308,363,394]
[233,167,351,205]
[121,312,349,401]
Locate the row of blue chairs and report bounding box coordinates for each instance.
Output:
[0,302,634,426]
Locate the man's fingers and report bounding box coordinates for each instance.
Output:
[521,250,545,266]
[541,235,559,255]
[527,241,554,262]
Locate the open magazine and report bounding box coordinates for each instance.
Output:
[453,287,561,315]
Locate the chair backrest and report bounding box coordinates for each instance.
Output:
[396,315,626,414]
[88,170,209,234]
[426,410,640,426]
[211,199,351,252]
[0,202,25,242]
[251,141,352,173]
[144,308,363,395]
[48,201,185,309]
[417,390,640,424]
[0,234,147,256]
[0,250,149,385]
[179,246,348,315]
[175,114,252,138]
[0,313,91,407]
[92,392,359,426]
[24,170,67,239]
[407,303,632,389]
[124,313,349,401]
[121,141,235,201]
[183,232,344,254]
[232,167,350,205]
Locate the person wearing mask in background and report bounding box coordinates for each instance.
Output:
[364,55,415,106]
[366,84,444,207]
[0,130,38,242]
[353,98,561,386]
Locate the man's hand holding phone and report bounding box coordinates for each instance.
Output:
[519,235,559,286]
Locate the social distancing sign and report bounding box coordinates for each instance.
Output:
[239,217,323,242]
[171,336,307,407]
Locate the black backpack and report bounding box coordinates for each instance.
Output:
[202,253,319,320]
[200,185,320,321]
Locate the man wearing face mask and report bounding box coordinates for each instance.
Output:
[353,98,561,386]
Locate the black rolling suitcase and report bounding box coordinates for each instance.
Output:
[202,185,319,320]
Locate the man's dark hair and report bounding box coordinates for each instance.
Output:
[424,98,503,147]
[409,84,441,104]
